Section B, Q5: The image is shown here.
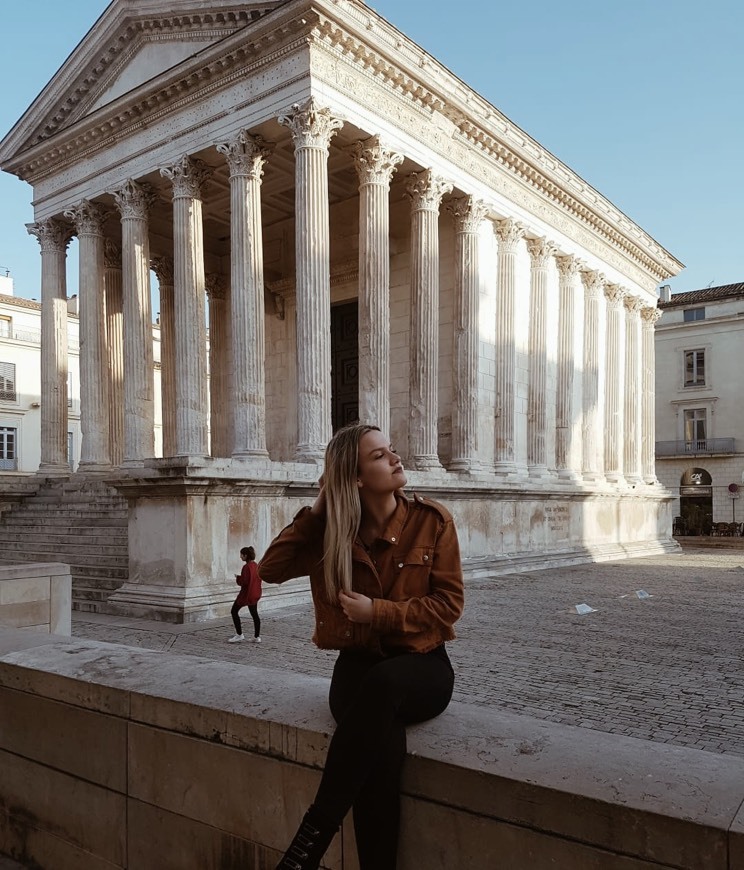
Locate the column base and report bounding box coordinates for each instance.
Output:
[493,461,517,477]
[528,464,551,479]
[36,463,71,478]
[448,458,483,473]
[76,462,114,474]
[582,470,603,483]
[413,455,444,471]
[556,468,582,483]
[605,471,623,484]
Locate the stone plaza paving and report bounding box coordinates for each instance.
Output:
[72,545,744,759]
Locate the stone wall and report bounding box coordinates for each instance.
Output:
[0,562,71,635]
[1,628,742,869]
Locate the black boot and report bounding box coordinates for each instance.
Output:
[275,805,339,870]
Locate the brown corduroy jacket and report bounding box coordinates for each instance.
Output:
[258,491,464,655]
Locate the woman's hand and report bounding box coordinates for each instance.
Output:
[338,590,373,623]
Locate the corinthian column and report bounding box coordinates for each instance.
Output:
[112,179,156,465]
[216,131,272,459]
[526,237,556,477]
[352,136,403,438]
[603,284,625,483]
[555,255,580,478]
[64,200,111,472]
[447,195,487,472]
[26,218,73,475]
[279,99,343,462]
[623,296,643,484]
[493,218,525,475]
[151,256,175,458]
[206,274,230,458]
[104,240,124,466]
[160,157,212,458]
[641,306,662,484]
[580,270,604,481]
[406,169,453,470]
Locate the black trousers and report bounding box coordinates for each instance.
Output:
[231,602,260,637]
[313,645,454,870]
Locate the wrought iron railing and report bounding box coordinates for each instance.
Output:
[655,438,736,456]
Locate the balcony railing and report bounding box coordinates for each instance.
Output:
[1,325,79,351]
[655,438,736,456]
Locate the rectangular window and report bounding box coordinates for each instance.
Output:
[684,409,707,451]
[0,316,10,338]
[68,371,73,408]
[684,349,705,386]
[0,361,16,401]
[0,426,17,470]
[683,307,705,322]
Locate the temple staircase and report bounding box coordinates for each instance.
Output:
[0,476,129,612]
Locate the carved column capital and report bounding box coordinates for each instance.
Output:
[64,199,108,236]
[351,135,403,186]
[447,195,488,234]
[150,256,174,285]
[623,295,643,316]
[555,254,581,279]
[104,239,121,269]
[641,305,663,326]
[604,283,625,307]
[526,237,557,268]
[112,179,156,219]
[494,217,525,251]
[217,131,273,179]
[278,97,343,151]
[405,169,453,211]
[205,273,227,300]
[159,156,212,199]
[580,269,606,298]
[26,218,74,253]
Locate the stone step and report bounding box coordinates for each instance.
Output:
[0,540,127,558]
[2,515,128,528]
[0,530,127,544]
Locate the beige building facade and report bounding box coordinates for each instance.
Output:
[0,0,682,620]
[655,283,744,535]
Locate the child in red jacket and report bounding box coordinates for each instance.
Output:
[228,546,262,643]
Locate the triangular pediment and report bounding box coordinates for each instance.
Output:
[0,0,288,166]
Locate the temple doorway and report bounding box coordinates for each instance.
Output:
[330,301,359,431]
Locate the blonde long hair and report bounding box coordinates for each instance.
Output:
[323,423,380,602]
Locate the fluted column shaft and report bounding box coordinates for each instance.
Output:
[206,275,230,457]
[604,285,625,482]
[581,271,604,481]
[217,131,271,459]
[151,257,176,458]
[352,136,403,438]
[104,240,124,466]
[279,99,343,461]
[623,297,643,483]
[113,180,155,464]
[641,306,662,483]
[160,157,211,457]
[555,255,580,477]
[27,219,72,474]
[406,169,453,470]
[526,237,556,476]
[493,218,525,474]
[448,196,487,471]
[65,201,111,471]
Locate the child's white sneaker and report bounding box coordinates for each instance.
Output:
[228,634,245,643]
[253,636,261,644]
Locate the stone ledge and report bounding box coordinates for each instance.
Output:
[0,627,742,869]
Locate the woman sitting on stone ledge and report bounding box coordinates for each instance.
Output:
[259,422,465,870]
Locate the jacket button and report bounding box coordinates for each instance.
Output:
[398,562,404,568]
[345,630,351,637]
[319,621,324,626]
[424,555,429,560]
[391,536,396,542]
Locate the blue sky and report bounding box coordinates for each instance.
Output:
[1,0,741,300]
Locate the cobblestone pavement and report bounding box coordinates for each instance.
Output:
[72,546,744,758]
